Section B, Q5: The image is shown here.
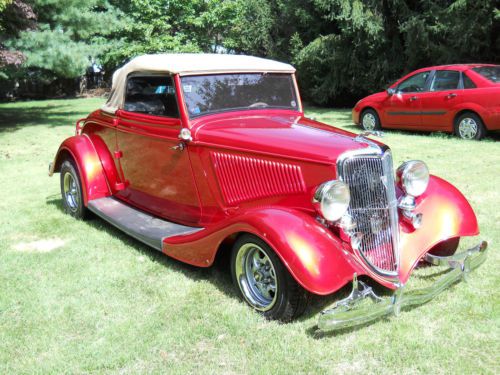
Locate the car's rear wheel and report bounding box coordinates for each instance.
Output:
[60,159,87,219]
[360,109,381,131]
[454,112,486,140]
[231,234,309,321]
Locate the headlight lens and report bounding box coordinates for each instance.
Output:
[397,160,429,197]
[313,180,350,222]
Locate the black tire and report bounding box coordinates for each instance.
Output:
[428,237,460,257]
[60,159,87,219]
[454,112,486,140]
[360,108,381,131]
[231,234,310,322]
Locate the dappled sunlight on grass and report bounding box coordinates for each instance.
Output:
[13,238,66,253]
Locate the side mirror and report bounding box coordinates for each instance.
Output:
[387,88,396,96]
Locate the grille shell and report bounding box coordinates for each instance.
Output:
[338,150,399,275]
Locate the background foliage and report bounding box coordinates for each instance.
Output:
[0,0,499,104]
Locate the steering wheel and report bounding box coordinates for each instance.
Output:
[249,102,269,108]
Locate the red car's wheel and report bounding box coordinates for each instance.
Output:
[60,159,88,219]
[231,234,309,321]
[454,112,486,140]
[360,109,381,131]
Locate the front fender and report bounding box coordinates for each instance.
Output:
[49,135,111,205]
[398,175,479,283]
[163,208,366,295]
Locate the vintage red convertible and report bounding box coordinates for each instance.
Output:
[49,54,487,331]
[353,64,500,140]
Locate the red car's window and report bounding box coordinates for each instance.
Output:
[124,75,179,118]
[462,72,477,89]
[472,66,500,83]
[397,71,431,93]
[180,73,298,118]
[429,70,460,91]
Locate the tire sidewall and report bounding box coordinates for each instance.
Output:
[60,159,86,219]
[360,109,381,130]
[455,113,485,140]
[231,234,293,321]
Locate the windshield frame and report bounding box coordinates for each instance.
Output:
[178,72,302,119]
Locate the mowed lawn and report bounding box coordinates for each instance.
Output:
[0,98,498,374]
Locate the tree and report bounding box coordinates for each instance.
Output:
[293,0,500,105]
[104,0,241,68]
[225,0,329,61]
[7,0,125,79]
[0,0,36,69]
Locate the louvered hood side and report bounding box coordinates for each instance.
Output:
[210,151,306,205]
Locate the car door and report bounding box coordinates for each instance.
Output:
[114,74,201,225]
[417,70,462,130]
[383,71,432,128]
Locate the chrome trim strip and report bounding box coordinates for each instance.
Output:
[387,111,447,116]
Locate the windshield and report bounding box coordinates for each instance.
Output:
[472,66,500,83]
[180,73,299,117]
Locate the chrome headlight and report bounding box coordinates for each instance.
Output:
[313,180,350,222]
[396,160,429,197]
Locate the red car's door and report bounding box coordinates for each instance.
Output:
[418,70,462,131]
[114,75,201,225]
[383,70,432,128]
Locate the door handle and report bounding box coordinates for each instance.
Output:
[171,142,185,151]
[409,96,418,101]
[447,93,457,99]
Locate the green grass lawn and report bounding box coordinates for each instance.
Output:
[0,98,498,374]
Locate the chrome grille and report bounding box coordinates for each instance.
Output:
[339,151,399,274]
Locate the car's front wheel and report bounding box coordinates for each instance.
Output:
[454,112,486,140]
[60,159,87,219]
[231,234,309,321]
[360,109,381,131]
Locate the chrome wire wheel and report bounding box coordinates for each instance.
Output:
[63,171,79,212]
[458,117,478,139]
[362,112,376,130]
[235,243,278,311]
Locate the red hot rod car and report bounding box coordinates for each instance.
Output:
[49,54,487,331]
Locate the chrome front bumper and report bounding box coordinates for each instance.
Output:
[318,241,488,332]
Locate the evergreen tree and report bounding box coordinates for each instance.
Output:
[7,0,125,79]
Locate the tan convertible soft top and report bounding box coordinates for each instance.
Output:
[101,53,296,114]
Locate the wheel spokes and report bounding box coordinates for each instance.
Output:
[459,118,477,139]
[237,244,279,311]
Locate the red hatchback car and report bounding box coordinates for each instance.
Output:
[352,64,500,140]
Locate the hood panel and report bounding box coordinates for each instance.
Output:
[360,91,388,103]
[193,112,379,163]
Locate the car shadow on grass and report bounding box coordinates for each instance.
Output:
[46,196,237,298]
[0,105,90,133]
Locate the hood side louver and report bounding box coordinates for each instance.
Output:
[211,152,306,205]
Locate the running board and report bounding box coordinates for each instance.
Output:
[87,197,203,251]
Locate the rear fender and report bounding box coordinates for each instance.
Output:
[454,103,486,124]
[163,208,366,295]
[49,135,111,205]
[398,175,479,283]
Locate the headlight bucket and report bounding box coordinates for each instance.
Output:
[313,180,350,222]
[396,160,429,197]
